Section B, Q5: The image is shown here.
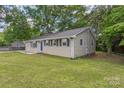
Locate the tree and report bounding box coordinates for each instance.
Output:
[0,6,7,46]
[25,5,87,33]
[86,6,112,52]
[87,6,111,33]
[103,22,124,54]
[102,6,124,54]
[87,6,124,54]
[4,6,33,43]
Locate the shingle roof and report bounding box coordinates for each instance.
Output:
[32,27,90,40]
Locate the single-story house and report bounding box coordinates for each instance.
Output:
[24,27,96,58]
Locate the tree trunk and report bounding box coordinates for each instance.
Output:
[107,46,112,55]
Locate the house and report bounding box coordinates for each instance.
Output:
[11,41,25,50]
[24,27,96,58]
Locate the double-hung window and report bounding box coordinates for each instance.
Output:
[80,39,83,46]
[67,39,70,47]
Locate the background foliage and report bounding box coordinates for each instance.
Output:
[0,5,124,54]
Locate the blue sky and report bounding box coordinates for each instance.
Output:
[0,29,4,32]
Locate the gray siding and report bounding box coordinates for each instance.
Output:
[25,30,96,58]
[42,38,71,57]
[25,39,72,57]
[74,30,95,57]
[25,41,41,53]
[42,46,71,57]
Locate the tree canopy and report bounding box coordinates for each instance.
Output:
[24,5,87,33]
[88,5,124,54]
[3,6,33,43]
[0,5,124,54]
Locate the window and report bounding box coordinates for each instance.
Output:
[80,39,83,46]
[62,39,67,46]
[56,39,59,46]
[31,42,37,48]
[49,40,53,46]
[51,40,53,46]
[48,40,50,46]
[67,39,70,47]
[63,42,66,46]
[45,40,49,46]
[54,40,56,45]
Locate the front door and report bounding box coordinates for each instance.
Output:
[41,41,43,51]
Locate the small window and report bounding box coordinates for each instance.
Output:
[54,40,56,46]
[45,40,48,46]
[63,42,66,46]
[80,39,83,46]
[56,39,59,46]
[48,40,50,46]
[67,39,70,47]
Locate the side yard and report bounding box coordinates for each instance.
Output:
[0,52,124,88]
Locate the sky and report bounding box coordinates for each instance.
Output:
[0,29,4,32]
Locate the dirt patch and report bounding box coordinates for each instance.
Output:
[92,52,124,63]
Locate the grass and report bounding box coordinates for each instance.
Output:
[0,52,124,88]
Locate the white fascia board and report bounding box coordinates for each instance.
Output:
[25,35,77,42]
[34,36,76,41]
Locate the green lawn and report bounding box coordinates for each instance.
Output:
[0,52,124,88]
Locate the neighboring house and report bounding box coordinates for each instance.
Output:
[24,27,96,58]
[11,41,25,50]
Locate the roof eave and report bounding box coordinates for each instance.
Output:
[25,35,77,42]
